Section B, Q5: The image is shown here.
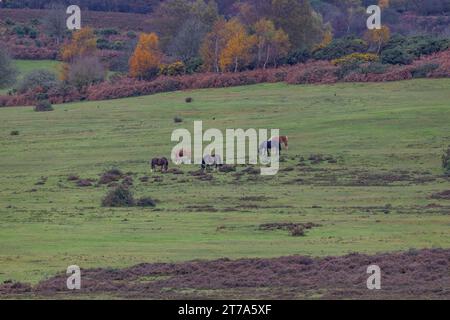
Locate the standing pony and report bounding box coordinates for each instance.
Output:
[259,136,288,156]
[201,153,223,171]
[150,157,169,172]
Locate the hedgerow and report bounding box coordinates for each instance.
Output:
[1,50,449,107]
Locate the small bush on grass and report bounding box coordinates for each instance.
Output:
[290,226,305,237]
[99,168,123,184]
[34,100,53,112]
[174,116,183,123]
[102,184,135,207]
[137,197,156,207]
[10,130,19,136]
[185,97,193,103]
[442,147,450,173]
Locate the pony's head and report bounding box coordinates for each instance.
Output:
[280,136,288,150]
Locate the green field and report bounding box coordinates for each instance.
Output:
[0,60,60,95]
[0,79,449,285]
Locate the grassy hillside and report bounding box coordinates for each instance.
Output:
[0,60,60,95]
[0,79,449,284]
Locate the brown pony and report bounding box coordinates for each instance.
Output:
[272,136,289,150]
[150,157,169,172]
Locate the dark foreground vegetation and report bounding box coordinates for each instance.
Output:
[1,249,449,299]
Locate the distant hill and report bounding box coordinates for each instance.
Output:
[0,8,155,31]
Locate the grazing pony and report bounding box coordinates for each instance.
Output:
[259,136,289,156]
[201,153,223,171]
[150,157,169,172]
[174,148,192,165]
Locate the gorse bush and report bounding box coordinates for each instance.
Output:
[159,61,186,76]
[313,36,368,60]
[136,197,156,207]
[332,53,379,66]
[102,184,135,207]
[411,63,439,78]
[381,48,414,65]
[17,70,59,94]
[34,100,53,112]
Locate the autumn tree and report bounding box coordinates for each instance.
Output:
[219,20,256,72]
[61,27,97,63]
[254,18,290,69]
[364,25,391,54]
[129,32,163,80]
[200,18,228,72]
[60,27,98,81]
[168,18,208,62]
[153,0,219,49]
[270,0,325,50]
[313,27,333,52]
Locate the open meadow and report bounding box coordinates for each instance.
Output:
[0,79,449,298]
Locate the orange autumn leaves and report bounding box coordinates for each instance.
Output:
[200,18,290,73]
[61,27,97,62]
[129,32,163,80]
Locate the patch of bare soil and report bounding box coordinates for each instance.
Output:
[184,205,218,212]
[259,222,320,231]
[431,190,450,200]
[2,249,449,299]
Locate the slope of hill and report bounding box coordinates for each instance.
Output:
[0,79,449,288]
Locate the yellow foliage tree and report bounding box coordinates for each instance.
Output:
[129,33,163,80]
[200,18,228,73]
[61,27,97,63]
[313,28,333,52]
[364,25,391,54]
[219,19,256,72]
[60,27,97,80]
[254,19,290,69]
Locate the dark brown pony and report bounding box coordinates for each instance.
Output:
[151,157,169,172]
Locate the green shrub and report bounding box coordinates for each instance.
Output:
[443,147,450,173]
[290,226,305,237]
[126,31,137,39]
[34,100,54,112]
[383,35,450,59]
[335,60,362,79]
[313,36,368,60]
[17,69,58,93]
[102,184,135,207]
[381,48,414,65]
[159,61,185,76]
[97,28,119,36]
[286,49,311,65]
[10,130,19,136]
[411,63,439,78]
[136,197,156,207]
[184,57,202,74]
[359,62,389,74]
